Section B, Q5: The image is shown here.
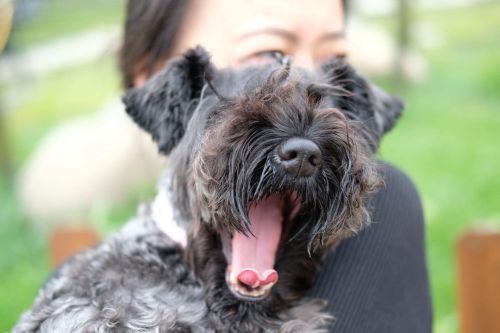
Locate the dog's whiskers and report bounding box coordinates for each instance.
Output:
[254,158,272,199]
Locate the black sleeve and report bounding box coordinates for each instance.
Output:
[307,162,433,333]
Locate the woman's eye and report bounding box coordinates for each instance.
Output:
[256,50,286,58]
[251,50,287,62]
[237,50,289,66]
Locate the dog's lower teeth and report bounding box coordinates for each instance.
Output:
[236,285,265,297]
[229,279,275,299]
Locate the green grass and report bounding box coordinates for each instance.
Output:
[9,0,125,50]
[374,3,500,332]
[0,54,124,331]
[0,183,50,329]
[1,2,499,332]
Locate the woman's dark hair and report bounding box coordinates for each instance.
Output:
[120,0,347,88]
[120,0,188,88]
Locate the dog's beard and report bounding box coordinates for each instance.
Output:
[190,142,375,302]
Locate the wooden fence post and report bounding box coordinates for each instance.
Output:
[457,229,500,333]
[49,226,100,268]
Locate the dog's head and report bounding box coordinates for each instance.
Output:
[124,47,403,305]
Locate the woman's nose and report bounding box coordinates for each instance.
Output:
[291,51,314,69]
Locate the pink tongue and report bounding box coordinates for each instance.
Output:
[231,194,283,288]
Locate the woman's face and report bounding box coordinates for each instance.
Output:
[175,0,346,68]
[135,0,346,86]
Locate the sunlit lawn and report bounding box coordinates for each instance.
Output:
[1,2,499,332]
[0,54,123,331]
[376,3,500,332]
[9,0,124,50]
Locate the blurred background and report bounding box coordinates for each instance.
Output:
[0,0,499,332]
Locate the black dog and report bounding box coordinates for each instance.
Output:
[14,47,403,332]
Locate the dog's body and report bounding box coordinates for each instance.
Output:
[14,202,330,332]
[14,48,403,332]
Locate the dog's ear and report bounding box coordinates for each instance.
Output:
[123,46,214,154]
[320,57,404,147]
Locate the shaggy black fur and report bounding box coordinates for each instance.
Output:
[14,47,403,332]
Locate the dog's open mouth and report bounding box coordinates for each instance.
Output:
[222,193,301,301]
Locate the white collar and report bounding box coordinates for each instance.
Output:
[151,189,188,248]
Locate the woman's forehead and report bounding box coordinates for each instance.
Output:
[238,1,343,34]
[174,0,345,65]
[186,0,343,33]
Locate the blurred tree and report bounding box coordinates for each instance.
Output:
[0,0,13,183]
[0,0,12,53]
[395,0,411,85]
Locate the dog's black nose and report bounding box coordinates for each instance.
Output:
[277,137,322,177]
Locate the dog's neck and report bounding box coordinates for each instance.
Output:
[152,187,188,248]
